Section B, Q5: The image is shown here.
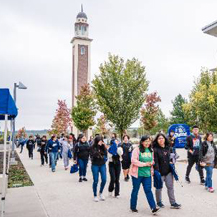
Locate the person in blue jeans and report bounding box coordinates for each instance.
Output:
[199,132,217,193]
[129,136,160,215]
[90,136,107,202]
[74,135,90,182]
[47,135,61,172]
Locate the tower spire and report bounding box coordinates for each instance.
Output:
[81,4,83,12]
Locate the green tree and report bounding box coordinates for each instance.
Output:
[183,68,217,132]
[92,54,149,139]
[149,109,170,135]
[140,92,161,131]
[72,84,96,133]
[170,94,187,124]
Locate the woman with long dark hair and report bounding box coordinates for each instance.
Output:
[74,134,90,182]
[199,133,217,193]
[90,136,107,202]
[129,135,159,214]
[153,133,181,209]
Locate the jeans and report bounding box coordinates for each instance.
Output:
[186,155,204,180]
[131,176,156,210]
[205,166,213,188]
[91,164,107,197]
[78,159,88,177]
[155,172,176,205]
[108,162,121,196]
[50,152,58,171]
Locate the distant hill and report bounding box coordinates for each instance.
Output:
[18,130,49,136]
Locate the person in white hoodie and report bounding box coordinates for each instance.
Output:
[108,138,123,198]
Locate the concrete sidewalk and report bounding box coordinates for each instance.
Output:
[1,186,47,217]
[3,148,217,217]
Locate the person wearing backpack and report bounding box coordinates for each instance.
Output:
[74,135,90,182]
[185,126,205,185]
[61,135,73,170]
[108,138,123,198]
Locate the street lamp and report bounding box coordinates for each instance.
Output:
[11,82,27,164]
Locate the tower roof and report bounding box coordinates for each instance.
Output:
[76,5,87,19]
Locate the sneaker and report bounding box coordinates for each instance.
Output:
[52,169,55,172]
[205,186,208,190]
[157,202,165,208]
[99,194,105,201]
[171,203,181,209]
[131,209,138,213]
[185,176,191,183]
[200,179,205,185]
[208,187,214,193]
[152,208,160,215]
[115,195,120,199]
[83,178,88,181]
[79,178,83,182]
[94,197,99,202]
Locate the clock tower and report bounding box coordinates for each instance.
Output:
[71,5,92,136]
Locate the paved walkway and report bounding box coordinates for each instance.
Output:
[2,148,217,217]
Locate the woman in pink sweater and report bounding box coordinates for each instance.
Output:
[129,135,159,215]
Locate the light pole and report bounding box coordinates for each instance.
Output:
[11,82,27,164]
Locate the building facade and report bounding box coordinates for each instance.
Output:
[71,6,92,137]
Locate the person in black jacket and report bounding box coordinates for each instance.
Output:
[185,126,205,184]
[26,135,35,159]
[40,135,48,166]
[153,133,181,209]
[74,134,90,182]
[90,136,107,202]
[121,135,133,181]
[199,133,217,193]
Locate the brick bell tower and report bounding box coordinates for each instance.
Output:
[71,5,92,137]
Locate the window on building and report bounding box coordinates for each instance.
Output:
[81,46,85,55]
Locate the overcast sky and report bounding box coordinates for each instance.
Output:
[0,0,217,130]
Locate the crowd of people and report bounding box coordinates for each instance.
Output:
[16,125,217,215]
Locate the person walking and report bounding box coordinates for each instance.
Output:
[90,136,107,202]
[26,135,35,159]
[74,135,90,182]
[129,135,159,215]
[185,126,205,184]
[18,136,26,153]
[108,138,123,198]
[199,133,217,193]
[120,135,133,181]
[153,133,181,209]
[62,135,73,170]
[47,135,61,172]
[40,135,48,166]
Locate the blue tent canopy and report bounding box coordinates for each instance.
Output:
[0,88,18,120]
